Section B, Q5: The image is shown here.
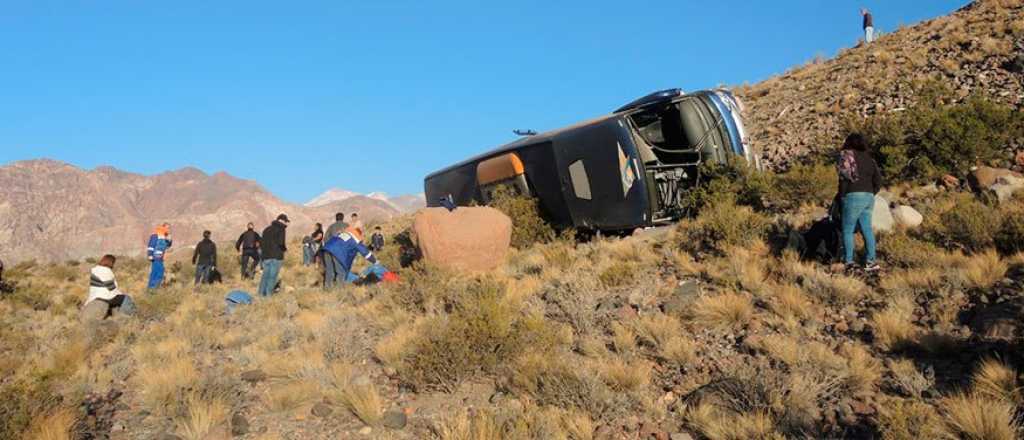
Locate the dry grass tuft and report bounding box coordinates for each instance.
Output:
[959,250,1008,289]
[689,292,754,330]
[683,403,781,440]
[435,409,504,440]
[136,357,199,415]
[876,397,953,440]
[635,313,681,350]
[340,380,384,426]
[610,322,637,356]
[264,380,319,413]
[942,393,1021,440]
[662,335,697,365]
[872,295,918,351]
[25,407,77,440]
[972,358,1021,404]
[599,358,650,392]
[176,394,229,440]
[841,344,882,394]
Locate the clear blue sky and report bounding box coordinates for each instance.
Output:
[0,0,967,203]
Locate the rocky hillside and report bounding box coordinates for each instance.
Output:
[0,160,407,263]
[739,0,1024,168]
[306,188,425,213]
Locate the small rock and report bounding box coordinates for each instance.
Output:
[891,205,923,228]
[382,367,398,378]
[359,426,373,435]
[1016,151,1024,168]
[231,413,249,436]
[670,433,695,440]
[351,375,372,388]
[941,174,960,188]
[311,402,333,418]
[850,400,875,416]
[240,370,267,383]
[382,410,408,430]
[663,280,701,316]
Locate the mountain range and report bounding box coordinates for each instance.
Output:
[0,159,423,263]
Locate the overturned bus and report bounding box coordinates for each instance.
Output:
[423,88,761,232]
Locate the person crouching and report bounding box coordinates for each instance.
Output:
[322,228,378,288]
[87,255,136,317]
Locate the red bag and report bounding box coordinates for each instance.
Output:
[382,272,400,283]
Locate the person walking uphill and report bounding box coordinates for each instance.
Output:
[146,223,172,290]
[192,230,217,285]
[837,133,883,272]
[236,223,261,279]
[258,214,289,297]
[862,8,875,44]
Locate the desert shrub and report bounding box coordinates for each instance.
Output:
[856,81,1024,184]
[489,185,557,249]
[398,278,563,391]
[677,200,771,254]
[768,162,838,210]
[679,160,773,214]
[922,195,1002,252]
[880,231,945,268]
[506,353,620,418]
[0,375,65,439]
[995,203,1024,255]
[597,262,639,289]
[877,398,952,440]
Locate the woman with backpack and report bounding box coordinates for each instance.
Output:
[837,133,883,272]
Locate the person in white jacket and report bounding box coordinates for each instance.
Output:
[87,255,136,316]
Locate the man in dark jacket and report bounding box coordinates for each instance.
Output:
[862,8,875,43]
[236,223,261,279]
[258,214,289,296]
[192,230,217,286]
[369,226,385,251]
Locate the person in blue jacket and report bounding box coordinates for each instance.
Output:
[146,223,173,290]
[322,229,379,288]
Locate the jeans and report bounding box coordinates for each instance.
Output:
[841,192,877,265]
[323,253,345,289]
[240,250,259,279]
[303,246,313,266]
[147,260,165,290]
[865,26,875,43]
[194,264,212,285]
[258,259,282,297]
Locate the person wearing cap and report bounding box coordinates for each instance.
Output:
[146,223,173,290]
[192,230,217,286]
[258,214,289,296]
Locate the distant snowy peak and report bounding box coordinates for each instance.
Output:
[306,188,425,212]
[305,188,361,207]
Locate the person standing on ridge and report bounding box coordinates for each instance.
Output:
[323,213,348,288]
[146,223,172,290]
[861,8,875,44]
[837,133,883,272]
[192,230,217,285]
[258,214,289,297]
[235,223,261,279]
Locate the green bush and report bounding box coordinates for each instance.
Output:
[679,160,773,214]
[995,203,1024,255]
[677,199,771,254]
[768,162,838,210]
[489,185,557,249]
[398,277,562,392]
[880,231,945,268]
[922,195,1002,252]
[855,81,1023,184]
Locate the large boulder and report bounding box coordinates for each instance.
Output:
[891,205,923,229]
[412,207,512,272]
[871,195,895,233]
